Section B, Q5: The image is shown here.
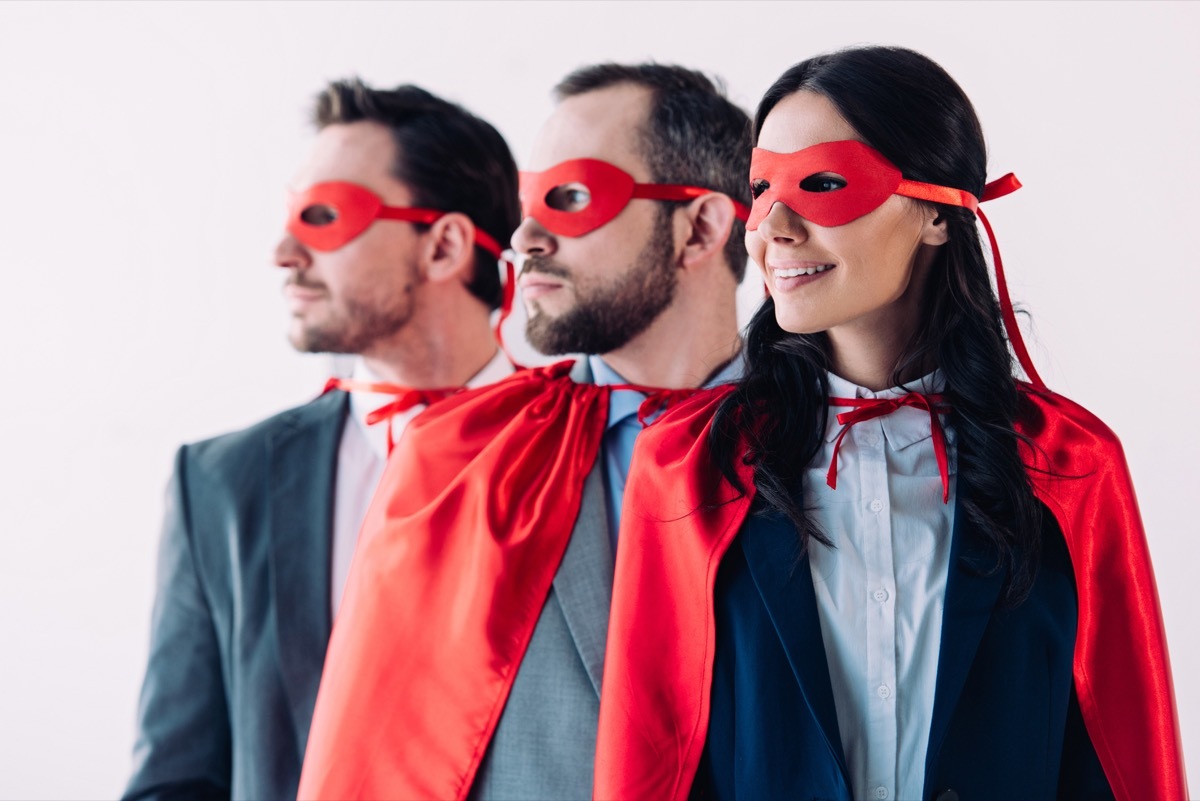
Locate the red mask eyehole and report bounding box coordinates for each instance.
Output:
[299,203,339,226]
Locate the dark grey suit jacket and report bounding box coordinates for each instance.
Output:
[124,390,348,801]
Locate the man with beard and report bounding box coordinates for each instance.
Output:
[124,79,519,801]
[298,63,752,801]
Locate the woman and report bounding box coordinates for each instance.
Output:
[594,46,1185,801]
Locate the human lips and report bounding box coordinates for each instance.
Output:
[283,281,327,310]
[767,259,836,291]
[518,271,567,301]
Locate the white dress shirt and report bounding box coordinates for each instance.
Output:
[330,349,514,616]
[806,370,956,801]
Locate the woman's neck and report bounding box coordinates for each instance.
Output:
[827,319,932,392]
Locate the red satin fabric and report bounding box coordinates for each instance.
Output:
[299,362,611,801]
[494,259,526,370]
[1017,389,1186,801]
[594,385,1186,801]
[978,204,1045,389]
[828,394,950,502]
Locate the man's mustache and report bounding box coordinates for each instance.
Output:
[285,275,327,292]
[518,255,570,281]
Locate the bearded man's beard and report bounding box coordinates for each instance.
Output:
[524,220,677,356]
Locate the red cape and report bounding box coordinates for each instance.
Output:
[298,361,610,801]
[594,384,1187,801]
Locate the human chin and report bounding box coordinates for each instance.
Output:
[524,310,581,355]
[289,318,353,354]
[771,297,833,336]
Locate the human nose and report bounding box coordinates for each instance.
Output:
[273,232,312,270]
[754,202,809,246]
[510,215,558,258]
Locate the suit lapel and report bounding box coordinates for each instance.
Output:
[545,357,614,697]
[267,390,348,756]
[741,512,850,779]
[924,488,1005,785]
[551,463,614,697]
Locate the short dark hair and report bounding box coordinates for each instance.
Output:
[314,79,520,309]
[553,63,751,280]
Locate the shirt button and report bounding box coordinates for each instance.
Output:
[874,786,889,800]
[877,684,891,699]
[873,588,889,603]
[869,498,883,513]
[863,432,880,447]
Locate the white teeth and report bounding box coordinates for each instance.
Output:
[775,264,834,278]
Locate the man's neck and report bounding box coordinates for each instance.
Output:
[597,288,740,389]
[361,318,500,389]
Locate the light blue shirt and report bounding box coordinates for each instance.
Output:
[588,353,744,556]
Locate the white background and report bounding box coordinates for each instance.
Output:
[0,2,1195,797]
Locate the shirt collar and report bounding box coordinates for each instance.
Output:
[349,349,515,457]
[823,369,949,451]
[589,349,745,431]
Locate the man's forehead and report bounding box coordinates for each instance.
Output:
[528,83,653,178]
[290,121,408,199]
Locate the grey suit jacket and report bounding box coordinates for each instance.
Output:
[470,359,614,801]
[124,390,348,801]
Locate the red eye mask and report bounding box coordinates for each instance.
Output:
[519,158,750,238]
[286,181,502,257]
[746,140,982,229]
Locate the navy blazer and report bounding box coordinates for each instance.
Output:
[694,498,1114,801]
[124,391,348,801]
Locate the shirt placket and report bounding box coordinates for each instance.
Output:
[856,415,898,801]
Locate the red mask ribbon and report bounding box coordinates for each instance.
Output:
[827,393,951,504]
[287,181,502,258]
[323,377,461,454]
[608,384,702,427]
[519,159,750,238]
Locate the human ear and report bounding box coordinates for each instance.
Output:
[921,208,951,247]
[680,193,737,269]
[421,213,476,284]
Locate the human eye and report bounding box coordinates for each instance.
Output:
[544,183,592,212]
[750,179,770,199]
[300,203,339,226]
[799,173,847,193]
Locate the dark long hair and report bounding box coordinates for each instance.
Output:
[710,46,1043,600]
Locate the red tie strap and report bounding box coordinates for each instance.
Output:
[975,178,1043,392]
[827,393,951,503]
[607,384,704,427]
[323,378,461,454]
[493,257,526,371]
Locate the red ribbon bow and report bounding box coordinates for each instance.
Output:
[323,378,461,454]
[608,384,703,426]
[827,393,951,503]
